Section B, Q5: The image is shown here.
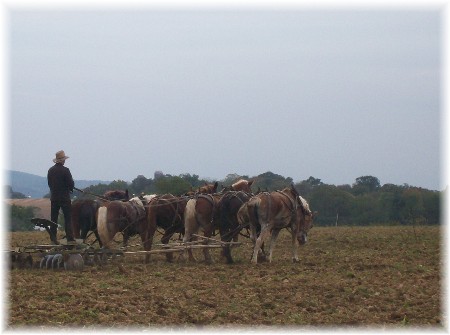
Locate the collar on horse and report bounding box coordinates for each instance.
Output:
[195,193,218,207]
[276,190,298,213]
[195,193,221,226]
[223,191,249,205]
[261,190,298,226]
[158,196,184,227]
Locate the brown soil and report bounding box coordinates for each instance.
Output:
[6,226,442,330]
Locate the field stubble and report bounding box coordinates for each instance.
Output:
[6,225,443,329]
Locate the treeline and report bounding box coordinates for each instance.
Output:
[74,172,441,226]
[297,176,441,226]
[76,171,294,199]
[6,171,441,228]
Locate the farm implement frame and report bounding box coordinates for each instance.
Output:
[9,217,242,270]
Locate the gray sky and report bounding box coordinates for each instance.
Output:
[5,7,444,190]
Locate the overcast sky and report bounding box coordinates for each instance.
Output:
[5,6,445,190]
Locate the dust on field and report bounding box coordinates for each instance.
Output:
[6,226,443,329]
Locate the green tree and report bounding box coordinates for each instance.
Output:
[9,205,36,231]
[422,191,440,224]
[296,176,323,197]
[253,171,292,191]
[352,176,381,195]
[400,188,426,225]
[351,194,383,225]
[155,176,192,195]
[180,173,202,188]
[308,184,354,226]
[130,175,154,195]
[378,184,405,224]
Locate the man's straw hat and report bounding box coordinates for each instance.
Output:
[53,150,69,163]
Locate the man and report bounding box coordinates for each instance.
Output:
[47,150,75,245]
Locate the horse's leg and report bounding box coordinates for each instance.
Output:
[144,207,159,263]
[251,221,266,261]
[71,207,80,240]
[97,206,112,248]
[252,224,270,264]
[80,226,88,241]
[249,221,257,246]
[202,224,214,264]
[249,218,267,262]
[94,230,103,248]
[267,228,280,263]
[123,232,129,248]
[161,227,176,262]
[182,229,198,262]
[182,200,198,262]
[80,217,89,242]
[219,217,234,264]
[292,223,300,263]
[141,222,156,264]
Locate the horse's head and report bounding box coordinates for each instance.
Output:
[231,179,254,193]
[183,187,195,196]
[297,196,314,245]
[198,181,219,194]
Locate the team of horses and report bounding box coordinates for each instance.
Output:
[70,179,316,264]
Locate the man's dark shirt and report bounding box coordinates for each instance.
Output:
[47,163,74,202]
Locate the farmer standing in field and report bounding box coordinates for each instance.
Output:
[47,150,76,245]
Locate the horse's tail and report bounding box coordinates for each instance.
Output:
[97,206,110,248]
[183,198,197,241]
[237,203,249,228]
[246,197,262,233]
[70,202,81,239]
[146,198,158,234]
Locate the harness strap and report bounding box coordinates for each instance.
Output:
[195,193,220,228]
[276,190,297,213]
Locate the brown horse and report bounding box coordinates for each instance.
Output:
[216,190,252,263]
[182,193,223,263]
[145,194,189,262]
[71,199,101,246]
[220,179,254,193]
[230,179,254,192]
[97,196,148,256]
[103,189,129,201]
[245,185,314,264]
[197,181,218,194]
[71,189,129,246]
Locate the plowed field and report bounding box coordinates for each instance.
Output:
[6,225,443,330]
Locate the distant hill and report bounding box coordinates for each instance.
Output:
[6,170,111,198]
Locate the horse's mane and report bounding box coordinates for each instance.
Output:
[129,197,144,209]
[231,179,247,188]
[299,196,312,215]
[141,194,157,202]
[198,181,218,193]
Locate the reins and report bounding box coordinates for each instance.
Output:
[73,187,112,202]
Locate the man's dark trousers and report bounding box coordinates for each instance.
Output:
[50,200,74,242]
